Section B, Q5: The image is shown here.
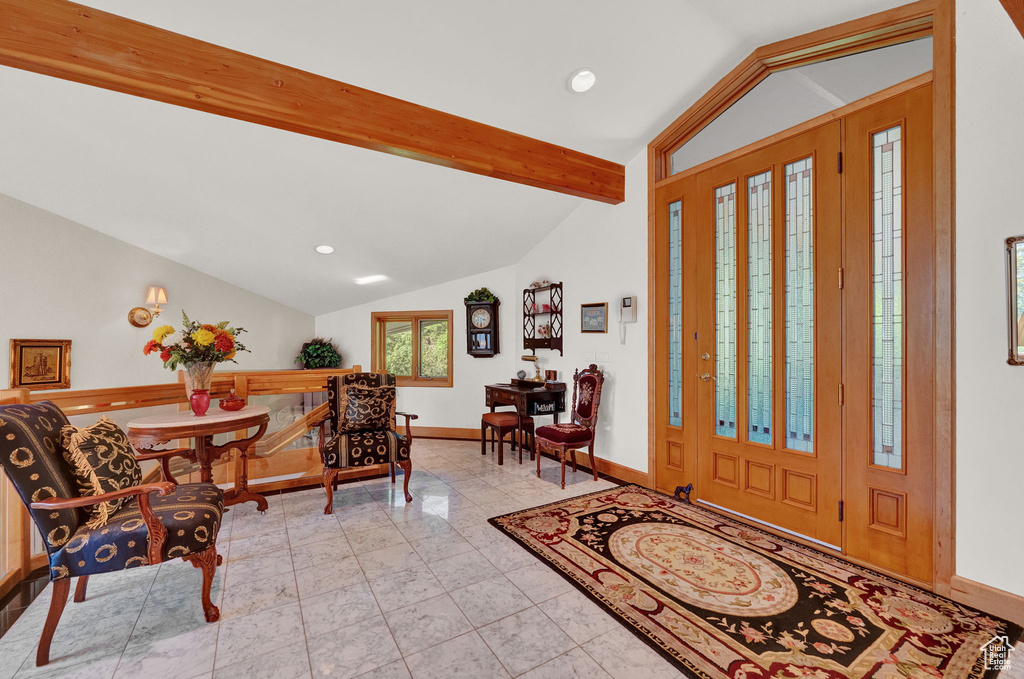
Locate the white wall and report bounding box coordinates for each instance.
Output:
[1,193,315,391]
[954,0,1024,597]
[512,150,649,473]
[316,266,520,431]
[316,150,650,473]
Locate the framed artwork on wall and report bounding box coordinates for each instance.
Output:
[9,339,72,390]
[581,303,608,333]
[1006,235,1024,365]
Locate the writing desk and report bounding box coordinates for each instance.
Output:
[485,383,566,422]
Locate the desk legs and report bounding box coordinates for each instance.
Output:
[195,426,270,512]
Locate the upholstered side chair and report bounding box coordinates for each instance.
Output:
[534,364,605,489]
[317,373,417,514]
[0,402,225,667]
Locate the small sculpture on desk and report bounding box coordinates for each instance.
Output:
[521,355,544,383]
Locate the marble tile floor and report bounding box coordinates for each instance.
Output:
[0,439,690,679]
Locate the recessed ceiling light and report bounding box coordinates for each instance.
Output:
[315,245,334,255]
[568,68,596,94]
[355,274,388,285]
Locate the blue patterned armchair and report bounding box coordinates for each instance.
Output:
[0,402,225,667]
[318,373,417,514]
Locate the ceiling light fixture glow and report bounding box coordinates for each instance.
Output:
[568,68,596,94]
[355,274,388,285]
[315,245,335,255]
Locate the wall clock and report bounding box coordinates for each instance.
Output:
[465,300,500,357]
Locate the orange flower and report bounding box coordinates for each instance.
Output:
[143,340,159,355]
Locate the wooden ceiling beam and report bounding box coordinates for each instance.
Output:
[999,0,1024,39]
[0,0,625,204]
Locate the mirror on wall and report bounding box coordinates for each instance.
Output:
[1006,235,1024,365]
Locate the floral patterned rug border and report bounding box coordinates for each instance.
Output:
[489,485,1022,679]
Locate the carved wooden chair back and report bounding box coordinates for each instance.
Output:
[569,364,605,432]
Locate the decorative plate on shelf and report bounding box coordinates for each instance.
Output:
[128,306,154,328]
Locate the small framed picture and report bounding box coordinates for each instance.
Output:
[10,339,72,391]
[581,303,608,333]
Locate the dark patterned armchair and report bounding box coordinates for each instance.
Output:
[0,402,224,667]
[535,364,606,489]
[318,373,417,514]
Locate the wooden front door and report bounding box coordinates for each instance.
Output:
[654,83,936,582]
[694,122,843,549]
[842,84,934,583]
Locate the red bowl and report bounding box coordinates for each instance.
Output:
[218,398,246,411]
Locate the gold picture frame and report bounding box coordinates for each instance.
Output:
[10,339,72,391]
[581,303,608,333]
[1006,235,1024,365]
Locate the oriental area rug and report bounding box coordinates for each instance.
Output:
[489,485,1021,679]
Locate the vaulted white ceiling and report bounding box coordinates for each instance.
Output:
[0,0,908,315]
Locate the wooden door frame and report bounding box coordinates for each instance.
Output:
[646,0,955,594]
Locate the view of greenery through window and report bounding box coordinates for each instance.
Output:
[384,319,449,378]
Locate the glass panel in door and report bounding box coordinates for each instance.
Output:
[871,127,904,469]
[785,158,815,453]
[669,200,683,427]
[714,184,738,438]
[748,172,772,445]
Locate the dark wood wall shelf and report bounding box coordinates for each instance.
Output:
[523,282,563,355]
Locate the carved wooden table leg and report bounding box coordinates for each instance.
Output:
[195,435,215,484]
[217,422,269,511]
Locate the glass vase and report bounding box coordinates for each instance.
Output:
[183,361,216,416]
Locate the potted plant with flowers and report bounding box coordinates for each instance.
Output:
[143,311,249,416]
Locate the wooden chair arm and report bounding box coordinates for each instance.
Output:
[134,448,192,485]
[316,418,331,464]
[29,482,176,510]
[31,482,176,565]
[396,412,418,441]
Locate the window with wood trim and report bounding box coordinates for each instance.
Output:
[371,311,454,387]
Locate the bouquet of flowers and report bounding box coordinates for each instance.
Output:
[143,311,249,370]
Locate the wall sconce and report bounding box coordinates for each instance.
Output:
[128,287,167,328]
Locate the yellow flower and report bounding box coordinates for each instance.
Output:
[152,325,174,343]
[191,329,216,346]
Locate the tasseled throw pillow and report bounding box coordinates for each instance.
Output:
[60,417,142,528]
[339,384,396,433]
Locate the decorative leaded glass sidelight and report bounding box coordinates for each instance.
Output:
[785,158,814,452]
[715,184,737,438]
[748,172,772,445]
[668,201,683,427]
[872,126,904,469]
